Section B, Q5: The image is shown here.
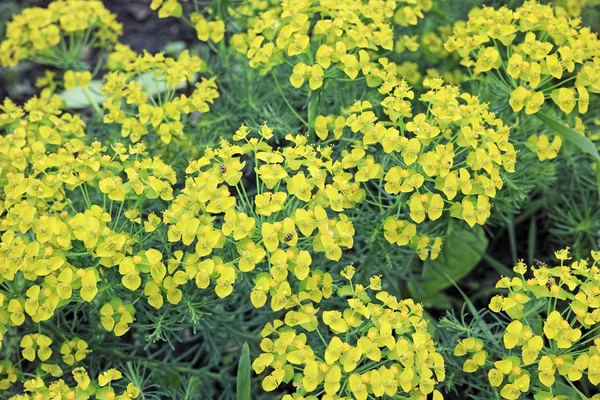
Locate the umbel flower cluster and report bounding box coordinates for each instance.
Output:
[229,0,432,81]
[0,0,599,399]
[445,0,599,117]
[316,76,515,259]
[454,249,600,400]
[101,48,219,144]
[254,267,445,400]
[0,0,121,68]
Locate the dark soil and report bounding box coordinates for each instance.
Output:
[104,0,197,53]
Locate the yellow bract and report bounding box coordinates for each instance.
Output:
[102,50,219,144]
[458,248,600,399]
[254,274,446,399]
[230,0,430,90]
[0,0,122,67]
[445,0,599,117]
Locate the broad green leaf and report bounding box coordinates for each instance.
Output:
[408,224,488,305]
[164,41,186,56]
[535,112,600,161]
[135,71,198,97]
[236,343,251,400]
[60,72,198,109]
[60,80,106,109]
[536,112,600,201]
[420,292,452,309]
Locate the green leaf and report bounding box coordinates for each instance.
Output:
[597,161,600,203]
[419,292,452,309]
[535,112,600,161]
[408,224,488,303]
[60,72,198,110]
[136,71,198,97]
[60,80,106,109]
[164,41,186,56]
[236,343,251,400]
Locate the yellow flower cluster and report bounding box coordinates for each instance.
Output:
[0,111,374,355]
[526,134,562,161]
[0,0,122,67]
[230,0,432,84]
[191,13,226,44]
[456,248,600,399]
[0,93,179,397]
[254,267,445,399]
[7,364,140,400]
[165,124,366,304]
[317,76,515,258]
[554,0,600,17]
[0,91,185,344]
[107,44,139,72]
[64,70,93,91]
[102,50,219,144]
[0,91,85,183]
[445,0,599,116]
[3,315,140,399]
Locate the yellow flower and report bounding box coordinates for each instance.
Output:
[551,88,576,114]
[290,62,307,88]
[80,269,98,302]
[60,338,89,365]
[475,47,502,74]
[237,240,266,272]
[324,364,341,395]
[527,134,562,161]
[98,368,123,387]
[151,0,182,18]
[63,70,92,91]
[322,310,347,333]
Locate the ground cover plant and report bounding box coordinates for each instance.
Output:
[0,0,599,399]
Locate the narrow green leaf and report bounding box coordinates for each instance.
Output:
[236,343,251,400]
[506,215,518,265]
[528,217,536,266]
[535,112,600,161]
[597,161,600,203]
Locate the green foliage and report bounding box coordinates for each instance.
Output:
[409,225,488,308]
[237,343,251,400]
[0,0,599,399]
